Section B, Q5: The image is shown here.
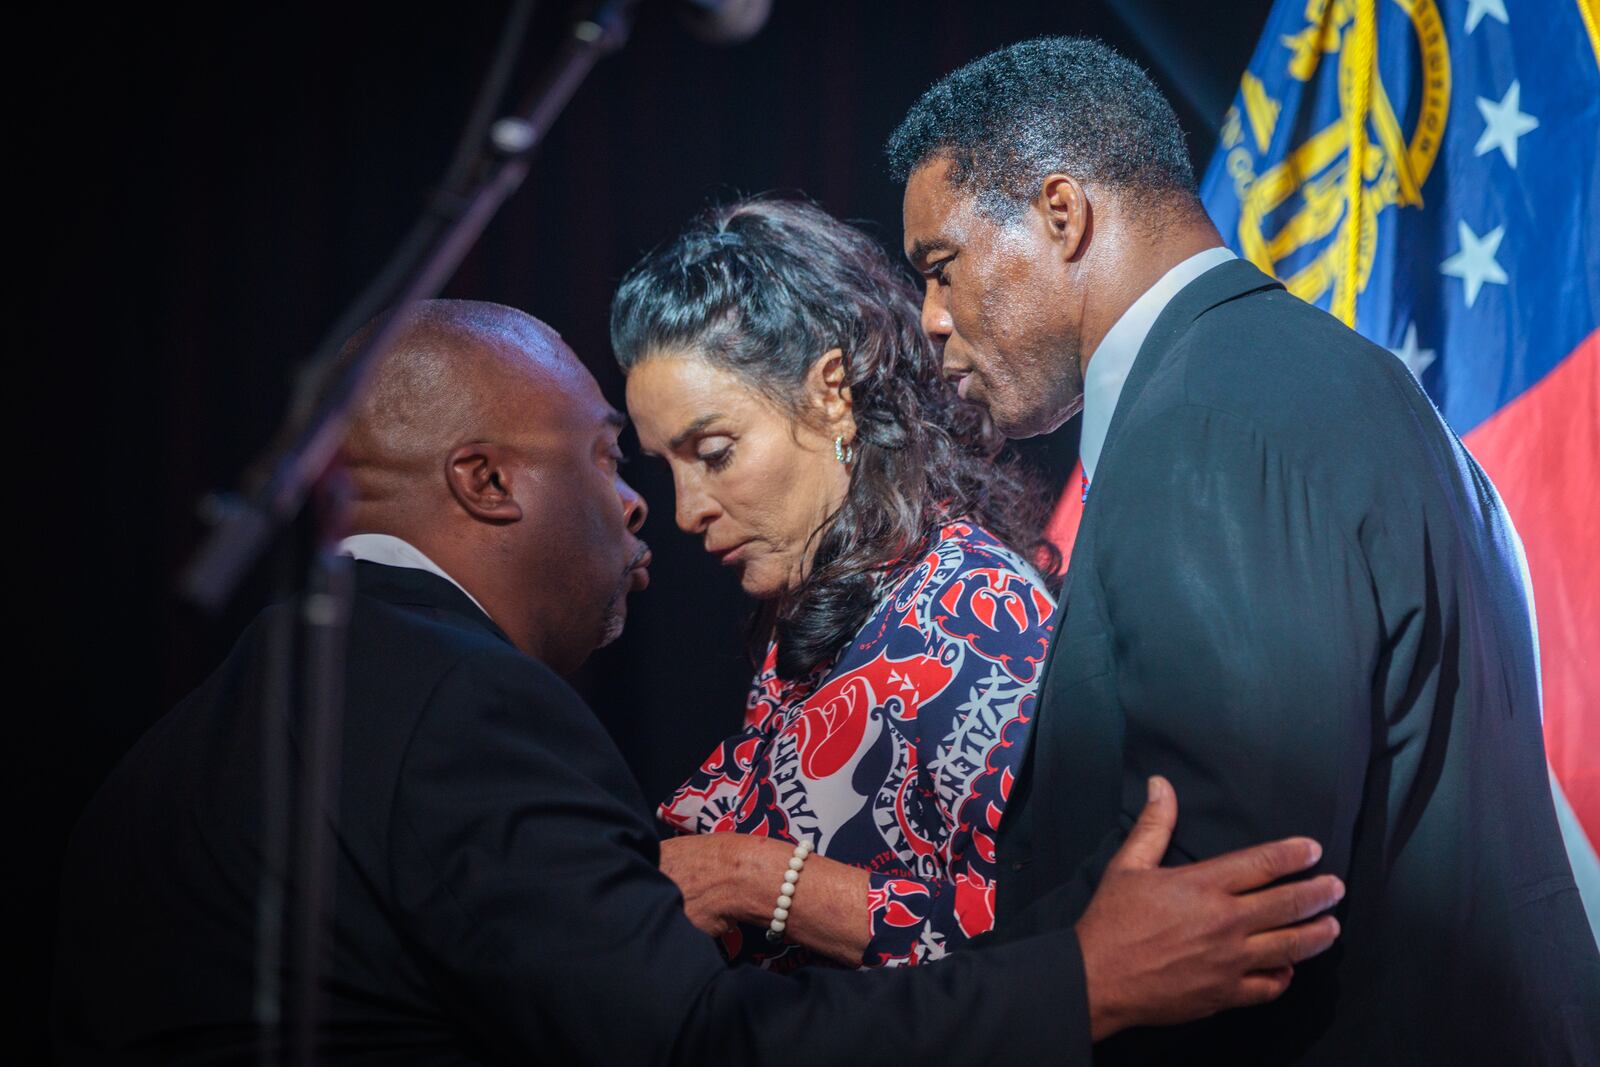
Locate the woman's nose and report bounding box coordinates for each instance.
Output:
[673,477,717,535]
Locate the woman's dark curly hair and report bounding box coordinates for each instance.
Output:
[611,197,1061,680]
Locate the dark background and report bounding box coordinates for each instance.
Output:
[30,0,1270,1054]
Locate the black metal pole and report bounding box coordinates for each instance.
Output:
[289,539,352,1066]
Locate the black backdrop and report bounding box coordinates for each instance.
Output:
[31,0,1270,1054]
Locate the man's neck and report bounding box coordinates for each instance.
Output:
[342,527,525,655]
[344,510,575,672]
[420,534,577,674]
[1079,219,1223,376]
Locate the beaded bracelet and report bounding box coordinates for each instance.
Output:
[765,839,814,941]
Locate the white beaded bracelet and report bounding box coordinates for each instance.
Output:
[765,838,814,941]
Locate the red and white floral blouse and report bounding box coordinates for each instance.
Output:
[659,520,1056,967]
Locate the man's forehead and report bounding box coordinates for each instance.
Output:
[902,157,971,259]
[539,371,620,437]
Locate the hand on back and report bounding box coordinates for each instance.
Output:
[1077,776,1344,1040]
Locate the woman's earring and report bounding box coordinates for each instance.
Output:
[834,435,854,465]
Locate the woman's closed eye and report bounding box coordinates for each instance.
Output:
[697,439,734,472]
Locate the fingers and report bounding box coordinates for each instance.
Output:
[1236,874,1345,931]
[1242,915,1342,970]
[1200,835,1324,893]
[1231,966,1295,1008]
[1107,776,1178,873]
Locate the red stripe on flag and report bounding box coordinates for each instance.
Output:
[1044,460,1086,565]
[1464,330,1600,849]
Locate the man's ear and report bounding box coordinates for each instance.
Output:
[446,443,524,524]
[805,348,856,435]
[1037,173,1091,262]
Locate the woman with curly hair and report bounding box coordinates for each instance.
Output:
[613,197,1061,969]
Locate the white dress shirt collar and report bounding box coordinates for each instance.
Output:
[336,533,490,618]
[1078,246,1237,486]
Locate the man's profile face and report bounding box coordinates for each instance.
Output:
[508,348,649,663]
[902,158,1086,439]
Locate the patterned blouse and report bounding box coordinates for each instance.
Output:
[659,520,1056,968]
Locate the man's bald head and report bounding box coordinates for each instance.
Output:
[336,299,648,673]
[342,300,587,512]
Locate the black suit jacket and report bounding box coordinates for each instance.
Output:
[54,562,1092,1065]
[992,260,1600,1063]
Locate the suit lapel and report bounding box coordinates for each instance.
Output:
[1098,259,1283,474]
[1009,260,1285,871]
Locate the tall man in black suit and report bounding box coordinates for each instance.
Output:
[54,300,1347,1064]
[889,36,1600,1064]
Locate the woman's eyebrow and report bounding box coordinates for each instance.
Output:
[670,413,723,451]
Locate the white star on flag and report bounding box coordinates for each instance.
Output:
[1390,323,1437,379]
[1441,221,1510,309]
[1465,0,1508,33]
[1475,80,1539,168]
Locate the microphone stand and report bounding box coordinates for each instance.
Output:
[175,3,645,1062]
